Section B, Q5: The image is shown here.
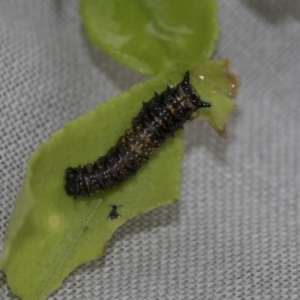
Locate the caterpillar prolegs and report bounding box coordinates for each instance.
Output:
[65,72,211,198]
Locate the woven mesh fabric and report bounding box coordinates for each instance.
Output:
[0,1,300,299]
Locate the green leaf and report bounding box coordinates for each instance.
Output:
[192,59,240,137]
[80,0,219,75]
[0,60,238,300]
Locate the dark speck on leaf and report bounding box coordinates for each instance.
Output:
[108,205,123,220]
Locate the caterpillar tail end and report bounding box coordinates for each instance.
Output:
[64,167,79,198]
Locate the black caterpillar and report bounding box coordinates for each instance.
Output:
[65,72,211,198]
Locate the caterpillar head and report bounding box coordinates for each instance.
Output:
[181,71,211,109]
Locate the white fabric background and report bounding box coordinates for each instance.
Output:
[0,1,299,299]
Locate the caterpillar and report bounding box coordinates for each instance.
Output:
[65,71,211,198]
